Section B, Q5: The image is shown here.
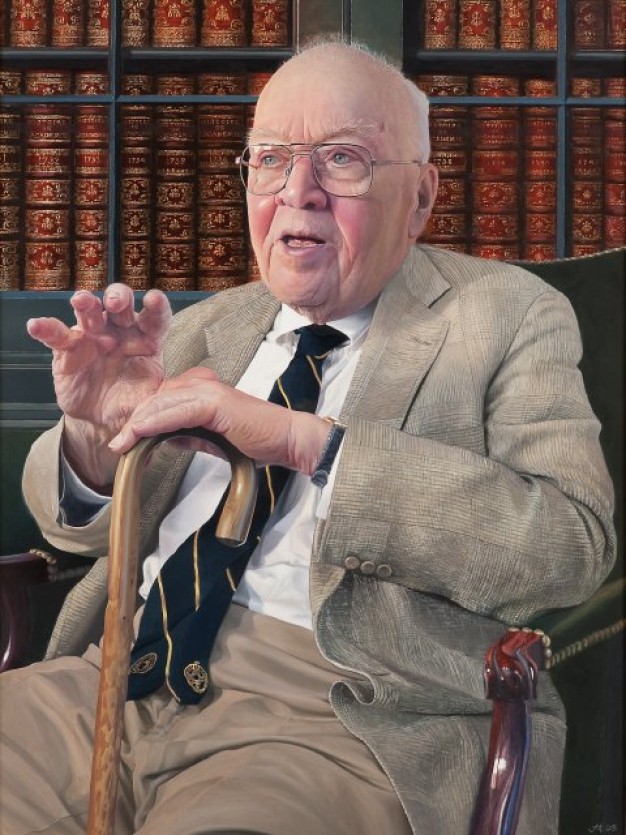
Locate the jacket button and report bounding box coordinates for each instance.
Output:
[344,554,360,570]
[376,564,393,579]
[360,560,376,575]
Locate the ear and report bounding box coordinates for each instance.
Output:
[408,164,438,240]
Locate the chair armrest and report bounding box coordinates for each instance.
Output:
[0,549,93,672]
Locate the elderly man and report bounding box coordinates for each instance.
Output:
[0,42,615,835]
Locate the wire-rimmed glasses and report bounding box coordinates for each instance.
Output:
[236,143,424,197]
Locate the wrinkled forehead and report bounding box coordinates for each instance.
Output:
[250,57,396,152]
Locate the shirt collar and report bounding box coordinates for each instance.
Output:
[268,299,377,349]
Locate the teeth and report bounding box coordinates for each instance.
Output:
[284,235,321,248]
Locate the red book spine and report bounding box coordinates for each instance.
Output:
[86,0,110,46]
[471,105,520,260]
[522,106,557,260]
[120,75,153,290]
[532,0,557,49]
[608,0,626,48]
[197,89,247,291]
[604,108,626,250]
[423,105,469,254]
[458,0,496,49]
[574,0,606,50]
[424,0,457,49]
[51,0,85,47]
[24,98,72,290]
[122,0,151,46]
[155,76,197,291]
[499,0,530,50]
[10,0,48,46]
[0,110,23,289]
[251,0,290,47]
[201,0,247,47]
[74,105,109,291]
[570,108,604,256]
[154,0,196,46]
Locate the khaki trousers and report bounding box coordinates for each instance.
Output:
[0,604,411,835]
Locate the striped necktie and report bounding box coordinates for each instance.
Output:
[128,324,347,704]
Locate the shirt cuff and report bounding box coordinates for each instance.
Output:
[59,451,111,527]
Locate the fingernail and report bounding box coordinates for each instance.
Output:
[108,435,123,451]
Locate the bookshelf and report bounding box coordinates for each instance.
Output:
[0,0,625,427]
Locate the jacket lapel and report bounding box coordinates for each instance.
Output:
[340,246,451,428]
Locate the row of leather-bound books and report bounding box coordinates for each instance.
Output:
[1,68,624,290]
[421,0,626,51]
[0,70,271,292]
[416,73,626,261]
[0,0,291,48]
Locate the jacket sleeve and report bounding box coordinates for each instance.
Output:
[21,417,113,557]
[319,288,616,625]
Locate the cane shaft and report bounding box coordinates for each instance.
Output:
[88,430,257,835]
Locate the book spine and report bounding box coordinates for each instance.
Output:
[24,90,73,290]
[201,0,247,47]
[197,85,247,291]
[0,72,22,95]
[521,106,557,259]
[424,0,457,49]
[86,0,110,46]
[120,74,153,290]
[74,104,108,290]
[532,0,557,49]
[608,0,626,48]
[499,0,530,50]
[458,0,496,49]
[10,0,48,46]
[122,0,151,47]
[153,0,196,46]
[574,0,606,50]
[155,75,197,291]
[471,105,520,260]
[570,108,604,256]
[251,0,290,47]
[51,0,85,47]
[0,110,23,290]
[604,108,626,250]
[423,104,469,254]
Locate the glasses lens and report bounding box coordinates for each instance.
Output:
[239,144,374,196]
[312,144,373,196]
[242,145,292,195]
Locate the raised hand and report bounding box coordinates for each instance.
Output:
[27,284,172,489]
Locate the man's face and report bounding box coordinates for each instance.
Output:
[246,56,436,322]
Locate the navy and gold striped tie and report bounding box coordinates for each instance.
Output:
[128,324,347,704]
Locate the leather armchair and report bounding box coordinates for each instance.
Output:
[1,248,623,833]
[472,248,625,834]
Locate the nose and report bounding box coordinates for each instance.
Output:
[275,153,328,210]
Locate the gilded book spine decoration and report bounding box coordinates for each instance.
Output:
[155,76,197,291]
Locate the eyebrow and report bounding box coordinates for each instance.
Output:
[248,119,382,146]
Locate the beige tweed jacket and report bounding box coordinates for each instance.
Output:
[22,244,615,834]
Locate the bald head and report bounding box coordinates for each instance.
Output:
[253,41,430,162]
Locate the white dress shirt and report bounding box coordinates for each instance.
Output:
[64,301,374,629]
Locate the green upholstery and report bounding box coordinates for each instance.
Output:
[517,249,624,835]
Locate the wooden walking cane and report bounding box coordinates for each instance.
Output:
[87,428,258,835]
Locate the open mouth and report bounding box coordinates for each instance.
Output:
[281,234,325,248]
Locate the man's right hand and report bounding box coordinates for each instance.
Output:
[27,283,172,492]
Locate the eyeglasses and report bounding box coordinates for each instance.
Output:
[236,143,424,197]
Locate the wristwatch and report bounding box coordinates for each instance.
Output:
[311,417,347,488]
